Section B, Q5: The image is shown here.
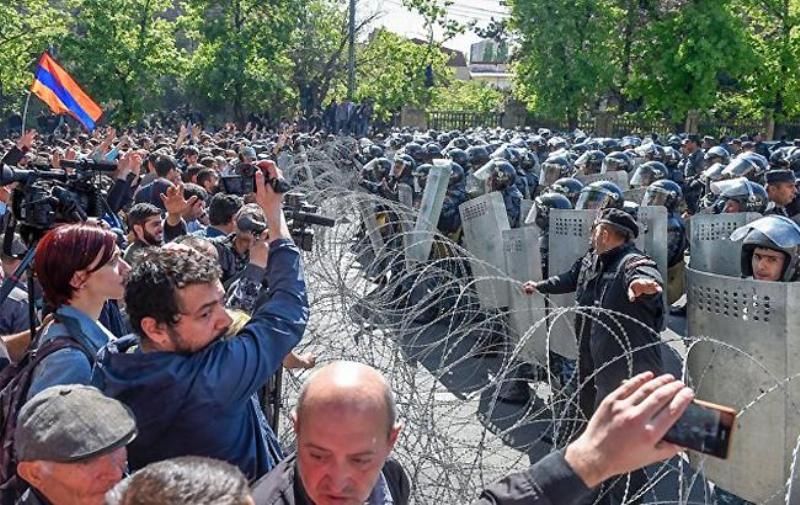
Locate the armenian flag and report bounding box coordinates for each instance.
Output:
[30,52,102,132]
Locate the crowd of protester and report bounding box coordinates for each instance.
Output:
[0,118,699,505]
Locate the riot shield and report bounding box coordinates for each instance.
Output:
[405,164,451,265]
[460,192,512,309]
[635,206,669,321]
[520,199,535,228]
[576,170,630,191]
[688,213,761,276]
[546,209,596,359]
[397,183,415,257]
[502,227,547,365]
[686,267,800,503]
[623,187,647,204]
[358,199,384,257]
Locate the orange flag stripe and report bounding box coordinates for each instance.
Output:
[38,53,102,121]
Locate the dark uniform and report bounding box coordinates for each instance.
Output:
[501,185,523,228]
[680,148,705,213]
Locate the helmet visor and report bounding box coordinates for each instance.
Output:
[630,167,653,188]
[576,188,616,210]
[641,186,671,207]
[730,215,800,247]
[601,157,625,173]
[722,157,757,178]
[541,163,565,186]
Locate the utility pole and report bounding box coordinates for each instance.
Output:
[347,0,356,100]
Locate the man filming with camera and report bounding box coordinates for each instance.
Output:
[95,163,309,481]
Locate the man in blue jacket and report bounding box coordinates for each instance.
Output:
[96,166,309,482]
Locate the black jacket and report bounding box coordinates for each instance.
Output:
[536,242,665,406]
[473,450,592,505]
[251,453,410,505]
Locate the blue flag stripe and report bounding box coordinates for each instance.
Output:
[34,67,96,131]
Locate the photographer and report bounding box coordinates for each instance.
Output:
[27,223,131,400]
[96,166,309,480]
[212,203,266,285]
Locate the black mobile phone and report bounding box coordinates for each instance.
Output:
[662,399,737,459]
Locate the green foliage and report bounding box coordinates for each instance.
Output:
[430,80,505,113]
[626,0,754,121]
[508,0,619,127]
[0,0,67,114]
[57,0,183,125]
[354,30,451,121]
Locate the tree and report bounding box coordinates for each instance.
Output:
[180,0,301,123]
[508,0,619,127]
[353,30,451,121]
[0,0,67,115]
[430,80,505,113]
[626,0,754,120]
[56,0,182,125]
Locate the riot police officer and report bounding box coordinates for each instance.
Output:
[486,159,524,227]
[711,178,768,214]
[600,151,634,174]
[732,215,800,282]
[630,161,668,189]
[551,178,584,207]
[439,162,468,236]
[573,150,605,177]
[642,180,687,305]
[529,192,573,278]
[540,154,573,189]
[679,134,705,213]
[575,181,625,211]
[722,151,769,182]
[764,169,798,218]
[522,208,664,504]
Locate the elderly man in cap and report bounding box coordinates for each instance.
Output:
[251,361,410,505]
[14,385,136,505]
[523,208,665,505]
[765,169,798,218]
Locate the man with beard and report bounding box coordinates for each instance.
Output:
[95,167,309,481]
[124,203,164,264]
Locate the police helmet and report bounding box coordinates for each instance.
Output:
[437,133,452,148]
[574,150,606,176]
[447,148,469,168]
[466,145,491,169]
[449,162,466,189]
[704,145,731,167]
[540,154,573,187]
[413,163,432,192]
[662,146,683,169]
[367,144,385,161]
[622,200,640,220]
[601,151,634,173]
[576,181,624,210]
[393,153,416,175]
[711,177,768,214]
[630,161,668,188]
[635,142,665,163]
[769,146,794,169]
[425,142,442,161]
[642,179,683,212]
[366,157,392,180]
[530,192,572,230]
[403,142,426,164]
[722,152,769,181]
[732,215,800,281]
[486,159,517,192]
[447,136,470,151]
[551,177,585,206]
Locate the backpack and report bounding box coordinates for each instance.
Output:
[0,327,94,504]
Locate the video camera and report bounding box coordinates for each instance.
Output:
[219,162,291,196]
[284,192,335,252]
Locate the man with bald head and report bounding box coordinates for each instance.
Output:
[252,361,410,505]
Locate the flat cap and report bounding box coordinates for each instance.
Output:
[15,385,136,463]
[765,169,796,185]
[595,207,639,239]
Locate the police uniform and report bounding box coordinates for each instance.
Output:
[764,169,796,218]
[501,186,523,228]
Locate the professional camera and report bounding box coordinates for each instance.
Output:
[283,191,335,252]
[220,162,291,196]
[0,159,115,240]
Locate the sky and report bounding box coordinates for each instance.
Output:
[359,0,509,58]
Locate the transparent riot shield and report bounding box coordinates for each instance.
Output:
[358,199,384,257]
[397,183,415,257]
[686,267,800,503]
[623,187,647,204]
[405,164,451,265]
[502,227,547,365]
[688,213,761,276]
[636,206,669,321]
[546,209,596,359]
[460,191,512,309]
[520,199,535,227]
[576,170,630,191]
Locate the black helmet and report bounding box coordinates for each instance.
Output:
[491,145,523,167]
[732,215,800,281]
[437,133,452,148]
[531,192,572,229]
[630,161,668,188]
[711,177,768,214]
[403,142,426,164]
[600,138,621,153]
[447,136,469,151]
[449,162,466,189]
[722,152,769,181]
[642,179,683,212]
[662,146,682,169]
[769,146,794,169]
[601,151,634,173]
[367,144,385,160]
[704,145,731,166]
[393,153,416,175]
[466,145,491,170]
[365,157,392,180]
[540,154,573,187]
[486,159,517,192]
[787,148,800,176]
[574,150,606,176]
[425,142,442,160]
[576,181,624,210]
[447,148,469,168]
[551,177,585,206]
[413,163,432,191]
[519,149,540,173]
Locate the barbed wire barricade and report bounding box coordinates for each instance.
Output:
[271,139,800,504]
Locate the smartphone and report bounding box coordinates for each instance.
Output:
[662,399,736,459]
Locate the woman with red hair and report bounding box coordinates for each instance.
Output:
[27,223,131,400]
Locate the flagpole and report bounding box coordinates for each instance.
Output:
[21,91,32,133]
